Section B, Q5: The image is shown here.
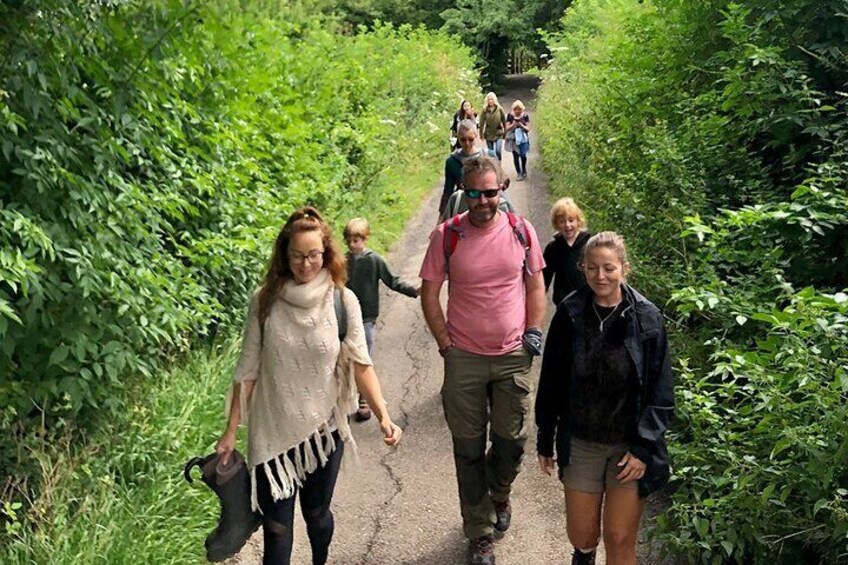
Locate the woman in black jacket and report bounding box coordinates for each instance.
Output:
[536,232,674,565]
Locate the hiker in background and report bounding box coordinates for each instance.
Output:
[420,156,546,565]
[505,100,531,180]
[216,206,402,565]
[536,232,674,565]
[450,99,478,150]
[543,198,591,306]
[439,119,496,216]
[439,176,515,223]
[479,92,506,162]
[344,217,420,421]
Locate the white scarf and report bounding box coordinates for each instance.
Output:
[234,269,366,511]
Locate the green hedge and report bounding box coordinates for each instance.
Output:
[0,0,476,473]
[537,0,847,562]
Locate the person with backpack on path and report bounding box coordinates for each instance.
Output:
[438,176,516,223]
[505,100,531,180]
[419,156,546,565]
[439,119,498,215]
[479,92,507,162]
[536,232,674,565]
[344,217,420,422]
[215,206,402,565]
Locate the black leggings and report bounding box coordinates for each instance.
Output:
[256,431,344,565]
[512,151,527,175]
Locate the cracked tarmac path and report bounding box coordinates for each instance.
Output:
[223,75,671,565]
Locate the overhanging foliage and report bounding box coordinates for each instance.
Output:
[538,0,848,561]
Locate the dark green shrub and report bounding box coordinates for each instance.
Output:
[537,0,848,561]
[0,0,476,477]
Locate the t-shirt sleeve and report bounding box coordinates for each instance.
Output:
[341,289,373,366]
[419,224,448,282]
[524,219,546,275]
[233,291,262,383]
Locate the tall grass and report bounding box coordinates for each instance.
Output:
[2,341,238,564]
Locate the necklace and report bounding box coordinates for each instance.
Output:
[593,301,620,332]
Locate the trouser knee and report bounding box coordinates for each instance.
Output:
[264,517,290,537]
[453,434,485,458]
[262,518,294,565]
[303,506,333,533]
[452,436,487,505]
[490,432,525,464]
[303,506,334,565]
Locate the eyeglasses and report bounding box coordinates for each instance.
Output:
[288,250,324,264]
[458,136,476,143]
[464,189,500,199]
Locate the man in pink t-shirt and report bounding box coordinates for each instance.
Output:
[420,156,546,565]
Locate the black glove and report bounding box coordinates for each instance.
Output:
[522,327,543,356]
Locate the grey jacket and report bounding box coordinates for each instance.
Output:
[346,249,417,322]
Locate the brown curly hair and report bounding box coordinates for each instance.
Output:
[256,206,347,329]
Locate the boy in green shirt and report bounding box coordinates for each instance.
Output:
[344,218,420,421]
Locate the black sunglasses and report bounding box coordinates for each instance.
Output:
[464,188,500,199]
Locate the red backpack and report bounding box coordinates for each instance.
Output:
[442,212,532,276]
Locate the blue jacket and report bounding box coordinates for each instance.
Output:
[535,284,674,497]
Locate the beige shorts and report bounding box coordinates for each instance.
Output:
[561,437,637,493]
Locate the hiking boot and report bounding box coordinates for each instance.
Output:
[571,549,597,565]
[184,450,261,562]
[493,499,511,538]
[468,534,495,565]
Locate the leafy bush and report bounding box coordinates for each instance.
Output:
[1,0,476,479]
[668,162,848,561]
[537,0,848,561]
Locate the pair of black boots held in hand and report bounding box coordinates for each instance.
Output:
[184,450,260,562]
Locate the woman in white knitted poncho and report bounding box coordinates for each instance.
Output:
[216,206,403,565]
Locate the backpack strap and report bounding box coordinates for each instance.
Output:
[334,287,347,342]
[449,190,462,218]
[506,212,532,275]
[442,214,464,276]
[443,213,532,276]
